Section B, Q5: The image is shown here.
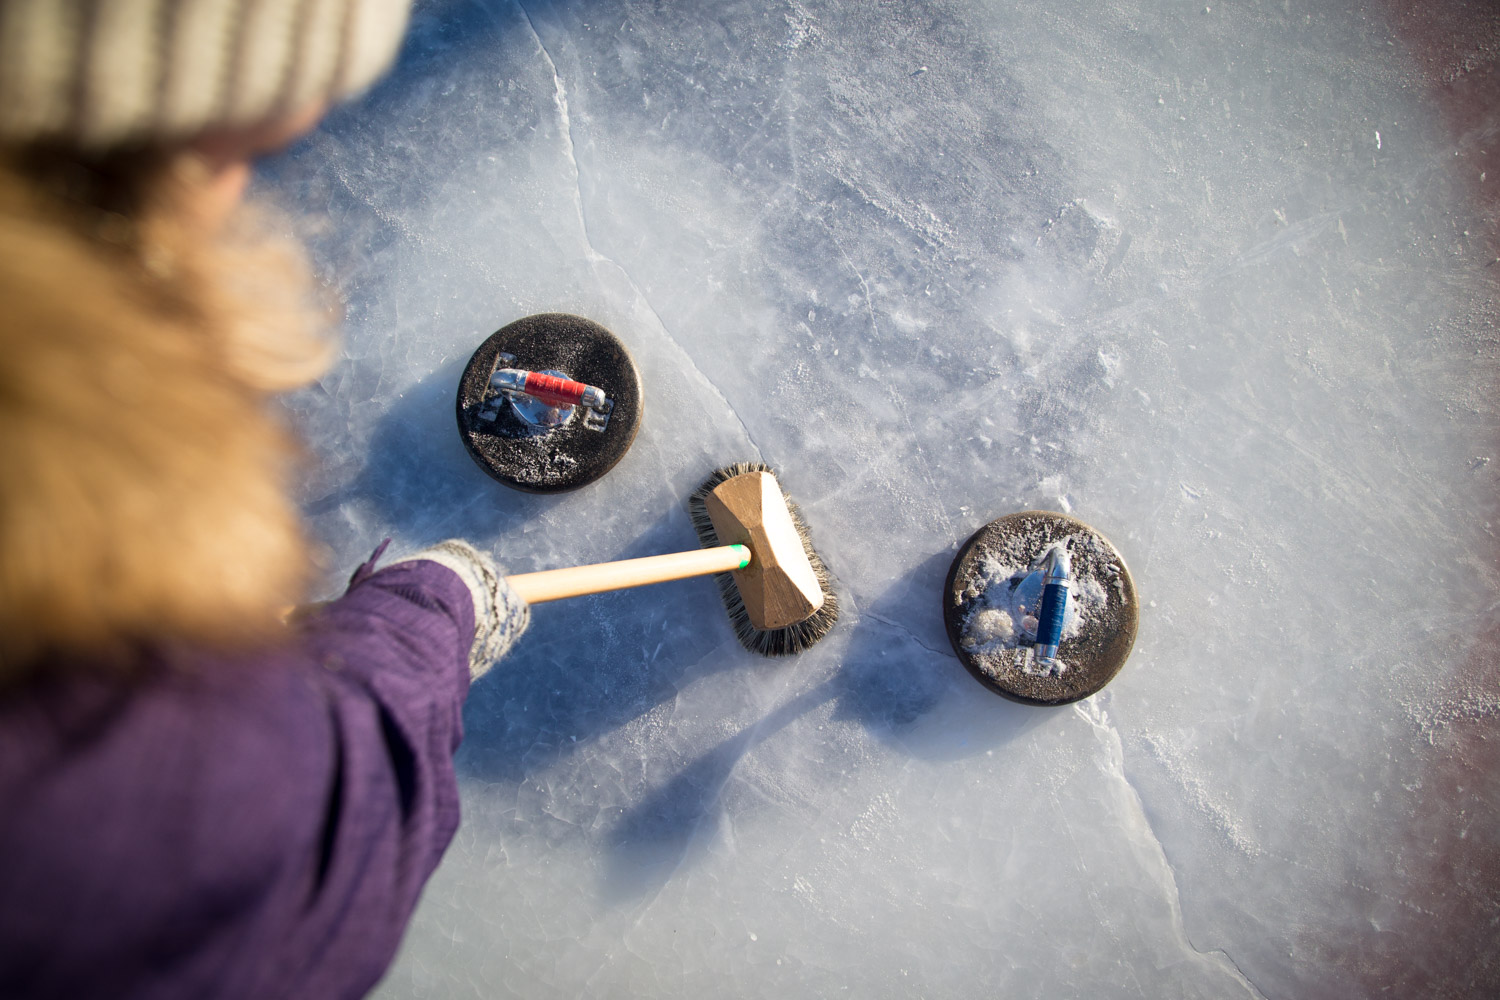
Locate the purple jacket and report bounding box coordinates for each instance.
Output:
[0,556,494,999]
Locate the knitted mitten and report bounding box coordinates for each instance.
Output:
[393,540,530,679]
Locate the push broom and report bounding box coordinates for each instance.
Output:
[503,463,839,655]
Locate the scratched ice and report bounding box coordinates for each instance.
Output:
[262,1,1500,996]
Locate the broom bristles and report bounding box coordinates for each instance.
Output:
[687,462,840,656]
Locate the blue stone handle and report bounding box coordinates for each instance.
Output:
[1035,582,1068,649]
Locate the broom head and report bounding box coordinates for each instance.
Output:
[688,462,839,655]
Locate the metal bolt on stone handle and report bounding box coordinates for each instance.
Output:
[490,368,608,409]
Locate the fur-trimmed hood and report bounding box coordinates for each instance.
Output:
[0,159,331,679]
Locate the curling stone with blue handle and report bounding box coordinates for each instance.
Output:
[943,510,1138,706]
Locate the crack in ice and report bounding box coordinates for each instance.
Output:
[514,0,763,462]
[1073,699,1271,1000]
[863,610,949,658]
[514,2,596,265]
[645,304,767,464]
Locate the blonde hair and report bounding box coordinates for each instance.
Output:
[0,149,335,680]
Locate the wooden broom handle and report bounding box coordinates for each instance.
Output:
[505,544,750,605]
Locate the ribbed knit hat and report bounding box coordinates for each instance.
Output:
[0,0,412,151]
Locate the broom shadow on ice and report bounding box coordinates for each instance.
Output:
[599,549,1048,902]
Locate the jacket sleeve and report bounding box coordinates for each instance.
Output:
[0,544,530,1000]
[278,545,528,999]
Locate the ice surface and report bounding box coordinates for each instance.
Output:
[261,0,1500,996]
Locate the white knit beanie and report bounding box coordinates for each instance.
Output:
[0,0,412,151]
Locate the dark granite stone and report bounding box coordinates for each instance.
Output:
[456,314,643,493]
[943,511,1138,706]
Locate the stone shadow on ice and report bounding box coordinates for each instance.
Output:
[298,356,551,550]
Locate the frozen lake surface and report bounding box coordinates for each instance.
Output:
[263,1,1500,996]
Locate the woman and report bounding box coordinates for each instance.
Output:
[0,2,528,996]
